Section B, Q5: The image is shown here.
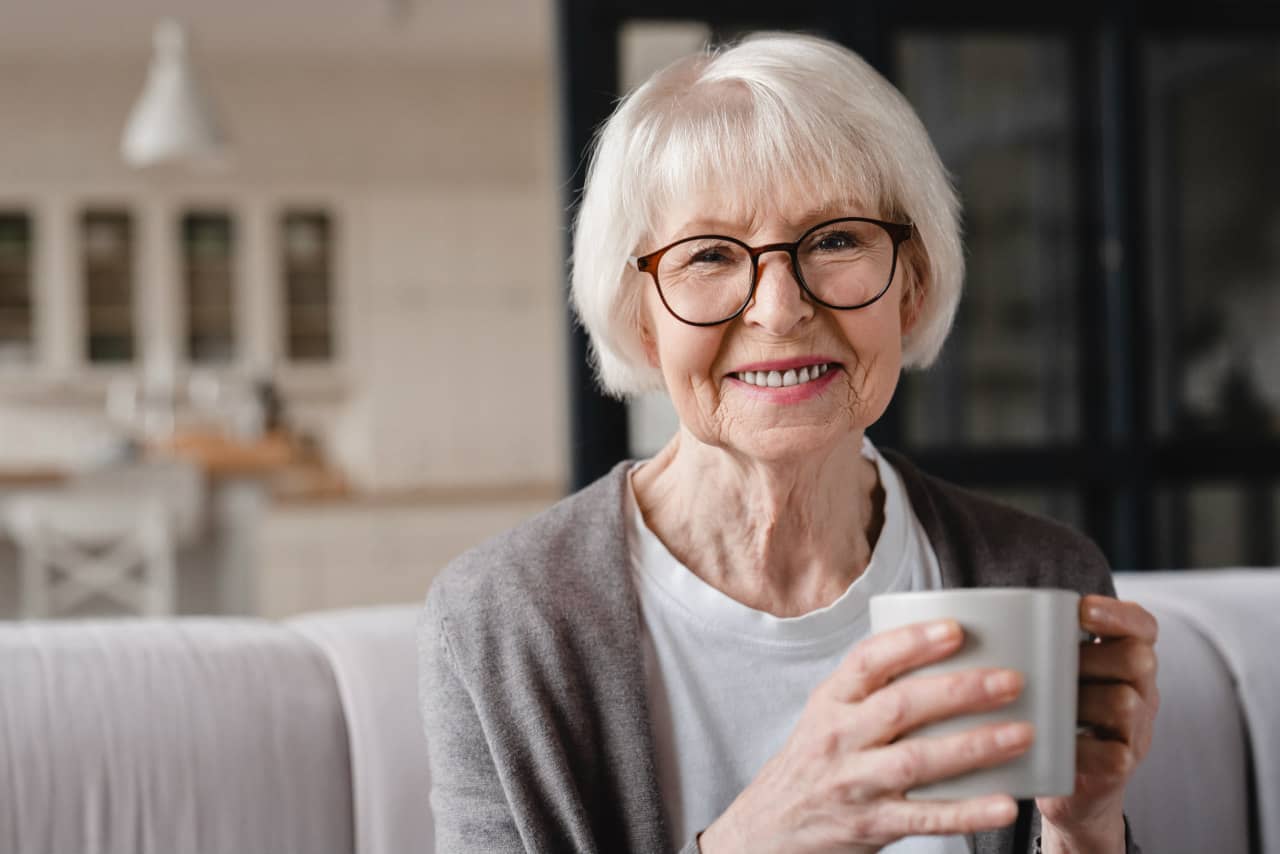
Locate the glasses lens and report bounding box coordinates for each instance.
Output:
[656,237,752,323]
[797,220,896,307]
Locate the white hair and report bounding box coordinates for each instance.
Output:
[570,31,964,398]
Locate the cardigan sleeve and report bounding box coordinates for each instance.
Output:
[417,591,525,852]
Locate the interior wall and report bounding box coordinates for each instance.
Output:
[0,52,567,491]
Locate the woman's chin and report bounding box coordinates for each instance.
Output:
[715,423,861,465]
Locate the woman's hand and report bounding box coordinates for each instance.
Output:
[1036,595,1160,854]
[699,619,1032,854]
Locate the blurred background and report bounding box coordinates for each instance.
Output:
[0,0,1276,620]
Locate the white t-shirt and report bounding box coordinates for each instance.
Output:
[625,438,972,853]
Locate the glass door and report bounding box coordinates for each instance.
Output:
[0,211,34,365]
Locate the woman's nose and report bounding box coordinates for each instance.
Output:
[742,252,814,334]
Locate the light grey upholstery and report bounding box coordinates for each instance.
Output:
[290,605,433,854]
[1116,570,1280,854]
[0,570,1275,854]
[1114,592,1250,851]
[0,619,353,854]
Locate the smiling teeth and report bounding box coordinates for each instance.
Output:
[738,363,832,388]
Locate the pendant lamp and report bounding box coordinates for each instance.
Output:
[121,19,228,169]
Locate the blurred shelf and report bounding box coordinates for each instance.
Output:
[149,429,351,502]
[0,467,65,487]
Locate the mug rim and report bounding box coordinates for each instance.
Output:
[870,586,1081,604]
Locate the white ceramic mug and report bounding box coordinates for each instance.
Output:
[868,587,1082,800]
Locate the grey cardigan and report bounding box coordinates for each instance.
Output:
[418,452,1140,853]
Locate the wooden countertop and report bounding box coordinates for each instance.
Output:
[150,430,297,477]
[269,480,563,508]
[150,429,351,500]
[0,432,560,508]
[0,467,66,487]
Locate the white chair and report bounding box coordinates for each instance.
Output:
[70,458,206,547]
[4,494,176,618]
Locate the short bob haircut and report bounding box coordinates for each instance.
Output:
[571,31,964,399]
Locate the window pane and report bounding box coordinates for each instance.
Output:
[182,212,236,364]
[1153,483,1274,568]
[82,210,135,363]
[619,20,712,92]
[1145,40,1280,439]
[0,211,35,365]
[281,210,334,362]
[896,35,1080,446]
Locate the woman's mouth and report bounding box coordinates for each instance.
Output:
[729,362,838,389]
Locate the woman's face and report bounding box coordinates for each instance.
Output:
[636,194,917,464]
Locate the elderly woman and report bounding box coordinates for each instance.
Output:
[420,32,1158,854]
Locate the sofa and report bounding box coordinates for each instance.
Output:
[1,570,1277,854]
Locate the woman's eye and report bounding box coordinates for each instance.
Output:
[685,244,735,265]
[814,231,857,251]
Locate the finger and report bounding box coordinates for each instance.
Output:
[859,795,1020,841]
[1073,732,1135,796]
[853,668,1024,745]
[853,721,1034,797]
[828,619,963,702]
[1079,637,1158,688]
[1077,683,1143,743]
[1080,596,1159,643]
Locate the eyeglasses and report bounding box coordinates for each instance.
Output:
[628,216,913,327]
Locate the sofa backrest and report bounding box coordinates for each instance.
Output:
[0,618,354,854]
[289,605,433,854]
[1113,587,1251,852]
[1116,570,1280,854]
[2,571,1276,854]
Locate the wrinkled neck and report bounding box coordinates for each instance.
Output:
[631,428,884,617]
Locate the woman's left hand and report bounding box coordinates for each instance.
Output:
[1036,595,1160,853]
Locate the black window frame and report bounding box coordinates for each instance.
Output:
[557,0,1280,570]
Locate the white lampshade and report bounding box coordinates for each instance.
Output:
[121,19,228,169]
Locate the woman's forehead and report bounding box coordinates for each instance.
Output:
[637,97,890,244]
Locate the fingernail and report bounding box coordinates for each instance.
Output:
[986,799,1016,822]
[995,723,1031,748]
[984,671,1021,696]
[926,620,959,643]
[1086,605,1107,623]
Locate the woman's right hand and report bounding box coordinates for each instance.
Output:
[698,619,1033,854]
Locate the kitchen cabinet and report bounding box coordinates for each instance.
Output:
[0,195,342,393]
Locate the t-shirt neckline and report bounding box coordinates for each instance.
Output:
[625,437,915,647]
